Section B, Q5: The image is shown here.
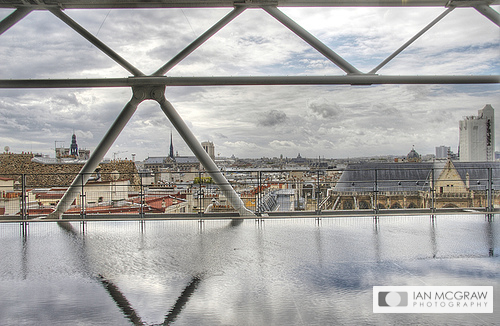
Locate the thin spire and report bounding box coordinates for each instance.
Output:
[169,131,174,159]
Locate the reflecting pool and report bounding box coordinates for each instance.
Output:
[0,215,498,325]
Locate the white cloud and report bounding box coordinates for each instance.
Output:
[0,6,498,160]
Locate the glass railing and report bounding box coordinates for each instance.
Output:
[1,164,499,219]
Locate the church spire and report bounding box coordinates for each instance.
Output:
[169,131,174,159]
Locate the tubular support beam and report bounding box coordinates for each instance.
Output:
[369,6,455,74]
[262,6,361,75]
[154,6,246,76]
[2,1,498,9]
[158,96,254,216]
[0,7,33,35]
[0,75,498,89]
[48,85,253,218]
[48,94,143,219]
[49,8,145,77]
[474,4,500,27]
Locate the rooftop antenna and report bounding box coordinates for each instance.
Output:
[54,140,64,158]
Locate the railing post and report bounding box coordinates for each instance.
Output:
[198,169,203,216]
[487,167,493,212]
[80,172,86,220]
[20,173,27,223]
[20,174,28,235]
[316,168,321,214]
[373,168,379,214]
[258,170,262,214]
[139,173,145,219]
[431,168,435,213]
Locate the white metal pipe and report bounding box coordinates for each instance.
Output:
[157,96,254,216]
[48,94,142,219]
[369,6,455,74]
[0,75,498,88]
[154,6,246,76]
[474,4,500,27]
[1,1,490,9]
[262,5,361,74]
[0,7,32,35]
[49,8,145,76]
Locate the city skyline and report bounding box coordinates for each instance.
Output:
[0,6,499,160]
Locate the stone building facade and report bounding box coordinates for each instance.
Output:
[327,160,499,211]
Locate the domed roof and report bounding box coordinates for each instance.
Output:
[406,146,421,161]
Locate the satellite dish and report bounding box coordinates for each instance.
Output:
[4,146,9,152]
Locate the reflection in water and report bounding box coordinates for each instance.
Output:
[373,217,381,262]
[58,221,147,325]
[315,220,323,267]
[430,216,437,258]
[229,218,244,227]
[20,223,29,279]
[0,215,498,325]
[486,215,494,257]
[98,274,144,326]
[163,276,202,325]
[55,219,243,326]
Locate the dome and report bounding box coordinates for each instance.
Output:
[406,146,421,162]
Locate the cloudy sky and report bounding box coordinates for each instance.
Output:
[0,5,499,160]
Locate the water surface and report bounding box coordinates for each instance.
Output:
[0,215,498,325]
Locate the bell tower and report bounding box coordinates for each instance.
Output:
[70,133,78,157]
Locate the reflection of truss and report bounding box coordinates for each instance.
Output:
[1,0,499,218]
[57,220,202,325]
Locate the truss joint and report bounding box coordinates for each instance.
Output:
[234,0,277,7]
[132,85,165,102]
[446,0,491,7]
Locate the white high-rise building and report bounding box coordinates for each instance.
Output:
[435,146,450,159]
[459,104,495,162]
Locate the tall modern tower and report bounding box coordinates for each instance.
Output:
[459,104,495,162]
[435,146,451,159]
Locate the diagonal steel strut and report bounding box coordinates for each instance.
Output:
[158,94,254,216]
[474,4,500,27]
[48,92,143,219]
[262,5,361,74]
[0,7,32,35]
[49,86,254,218]
[154,6,246,76]
[49,8,145,76]
[369,6,455,74]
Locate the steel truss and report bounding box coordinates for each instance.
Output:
[0,0,498,218]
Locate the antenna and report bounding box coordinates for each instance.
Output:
[55,140,65,159]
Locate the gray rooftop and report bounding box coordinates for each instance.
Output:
[334,161,500,192]
[144,157,166,164]
[174,156,199,164]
